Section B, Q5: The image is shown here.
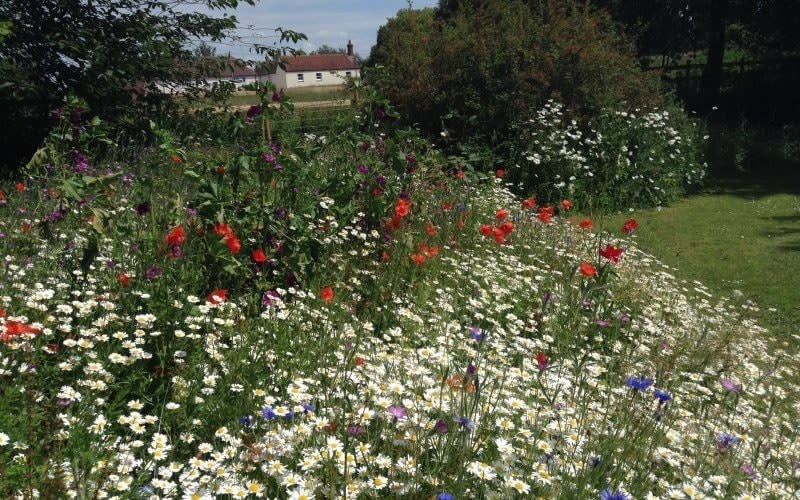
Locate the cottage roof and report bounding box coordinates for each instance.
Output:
[282,54,360,72]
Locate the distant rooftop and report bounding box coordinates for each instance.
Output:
[281,54,360,72]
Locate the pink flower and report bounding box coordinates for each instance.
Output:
[720,378,742,393]
[387,405,407,420]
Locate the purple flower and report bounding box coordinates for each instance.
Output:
[595,319,611,327]
[271,91,281,103]
[625,376,653,391]
[437,493,455,500]
[186,207,197,218]
[466,363,477,376]
[45,209,66,222]
[375,175,386,187]
[742,462,757,480]
[262,290,281,307]
[374,106,386,120]
[262,152,276,164]
[434,418,448,433]
[387,405,407,420]
[721,378,742,393]
[274,207,287,219]
[73,151,90,173]
[145,265,163,281]
[347,425,364,436]
[271,141,281,154]
[542,291,553,305]
[357,163,369,174]
[245,105,262,124]
[134,202,150,216]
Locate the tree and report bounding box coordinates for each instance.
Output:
[312,44,346,55]
[0,0,255,172]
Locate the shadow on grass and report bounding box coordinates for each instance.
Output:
[704,122,800,198]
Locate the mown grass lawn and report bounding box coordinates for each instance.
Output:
[592,180,800,341]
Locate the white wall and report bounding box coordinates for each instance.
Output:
[281,69,360,89]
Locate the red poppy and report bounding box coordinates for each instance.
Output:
[493,227,506,244]
[579,261,597,277]
[442,201,453,211]
[2,320,41,342]
[371,187,383,197]
[455,170,465,180]
[320,286,334,303]
[410,253,426,265]
[495,168,506,178]
[538,206,554,224]
[599,244,624,263]
[420,244,440,258]
[495,208,509,221]
[499,221,514,235]
[169,154,183,164]
[0,309,5,317]
[522,198,536,209]
[117,272,130,287]
[560,199,572,211]
[216,165,225,175]
[425,223,438,236]
[381,251,390,262]
[14,182,25,192]
[579,218,593,229]
[622,218,639,234]
[164,225,185,246]
[536,351,549,370]
[479,224,493,237]
[0,190,5,201]
[354,356,366,367]
[207,288,227,304]
[394,198,411,218]
[225,234,241,254]
[214,222,233,237]
[252,248,268,263]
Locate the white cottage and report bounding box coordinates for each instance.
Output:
[271,41,361,89]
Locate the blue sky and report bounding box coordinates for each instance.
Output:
[192,0,439,60]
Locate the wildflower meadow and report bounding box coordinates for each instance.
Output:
[0,91,799,500]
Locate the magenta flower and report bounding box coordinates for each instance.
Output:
[720,378,742,393]
[387,405,407,420]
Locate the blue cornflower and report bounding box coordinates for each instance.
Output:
[261,406,277,421]
[239,415,253,427]
[654,388,672,402]
[458,416,475,431]
[625,376,654,391]
[301,402,315,413]
[470,327,484,342]
[600,489,628,500]
[437,493,455,500]
[718,432,740,452]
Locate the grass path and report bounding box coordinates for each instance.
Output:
[592,181,800,341]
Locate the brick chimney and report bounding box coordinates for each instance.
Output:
[347,40,354,57]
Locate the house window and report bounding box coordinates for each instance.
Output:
[315,72,323,81]
[345,71,352,77]
[297,73,304,82]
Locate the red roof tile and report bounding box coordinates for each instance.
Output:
[282,54,360,72]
